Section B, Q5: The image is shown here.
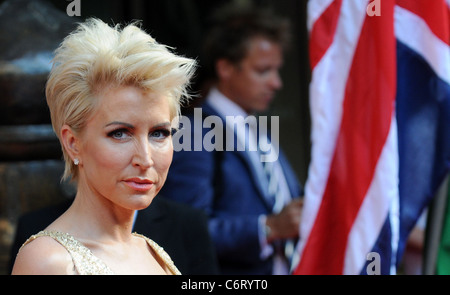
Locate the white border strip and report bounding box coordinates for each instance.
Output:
[395,5,450,84]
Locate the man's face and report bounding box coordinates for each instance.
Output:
[223,37,283,113]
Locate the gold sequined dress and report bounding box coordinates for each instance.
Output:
[19,230,181,275]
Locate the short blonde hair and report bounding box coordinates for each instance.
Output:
[46,18,196,181]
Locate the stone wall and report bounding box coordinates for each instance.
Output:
[0,0,77,274]
[0,159,76,274]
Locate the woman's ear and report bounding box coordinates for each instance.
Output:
[60,125,81,163]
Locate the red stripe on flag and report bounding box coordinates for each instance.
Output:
[294,1,397,275]
[396,0,450,45]
[309,0,343,70]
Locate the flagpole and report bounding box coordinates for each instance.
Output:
[423,174,450,275]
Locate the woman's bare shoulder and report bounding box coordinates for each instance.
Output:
[11,235,76,275]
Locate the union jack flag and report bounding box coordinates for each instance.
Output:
[292,0,450,275]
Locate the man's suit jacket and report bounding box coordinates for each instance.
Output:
[8,196,219,275]
[161,101,302,275]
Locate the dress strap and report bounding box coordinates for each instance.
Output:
[132,232,181,275]
[20,230,114,275]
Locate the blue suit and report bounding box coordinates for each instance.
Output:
[161,101,302,274]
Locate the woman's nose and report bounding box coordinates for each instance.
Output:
[132,138,153,169]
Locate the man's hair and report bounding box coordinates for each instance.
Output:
[202,4,291,79]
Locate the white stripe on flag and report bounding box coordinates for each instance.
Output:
[343,115,399,275]
[296,0,368,267]
[395,5,450,84]
[307,0,335,32]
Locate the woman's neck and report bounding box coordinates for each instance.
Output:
[50,180,136,245]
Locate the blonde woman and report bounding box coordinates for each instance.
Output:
[12,18,196,275]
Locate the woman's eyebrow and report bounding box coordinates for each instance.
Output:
[104,121,135,129]
[152,122,171,129]
[105,121,171,129]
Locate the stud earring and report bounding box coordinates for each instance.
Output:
[74,158,79,166]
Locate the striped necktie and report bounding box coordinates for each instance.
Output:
[262,155,284,213]
[259,135,295,268]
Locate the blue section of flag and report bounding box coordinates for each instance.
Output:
[361,218,393,274]
[365,40,450,274]
[395,40,450,267]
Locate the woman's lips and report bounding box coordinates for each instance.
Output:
[123,178,154,192]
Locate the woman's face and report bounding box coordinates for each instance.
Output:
[75,85,173,211]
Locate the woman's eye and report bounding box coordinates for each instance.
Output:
[150,129,171,140]
[108,129,129,140]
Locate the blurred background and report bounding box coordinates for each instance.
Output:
[0,0,311,274]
